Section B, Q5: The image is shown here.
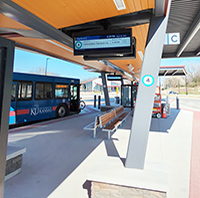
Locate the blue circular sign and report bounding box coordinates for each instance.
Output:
[142,75,154,87]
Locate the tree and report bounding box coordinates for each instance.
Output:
[186,62,200,86]
[163,76,185,89]
[30,66,59,76]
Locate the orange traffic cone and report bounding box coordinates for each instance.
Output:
[133,98,136,109]
[162,106,167,118]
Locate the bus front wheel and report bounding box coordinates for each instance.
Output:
[56,105,68,118]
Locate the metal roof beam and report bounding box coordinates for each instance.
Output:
[162,52,197,58]
[176,9,200,57]
[171,70,178,76]
[164,70,168,76]
[155,0,166,17]
[0,0,73,48]
[196,47,200,56]
[107,11,151,29]
[61,9,152,36]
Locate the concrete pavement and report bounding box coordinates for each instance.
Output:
[4,106,196,198]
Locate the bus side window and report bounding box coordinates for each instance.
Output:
[27,84,32,99]
[44,83,53,99]
[35,82,52,100]
[55,84,68,99]
[17,82,33,100]
[18,83,21,99]
[11,84,16,101]
[21,83,26,98]
[35,83,44,99]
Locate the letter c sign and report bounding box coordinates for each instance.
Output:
[165,33,180,45]
[171,35,177,43]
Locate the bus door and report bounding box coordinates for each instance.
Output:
[10,82,17,124]
[70,84,80,112]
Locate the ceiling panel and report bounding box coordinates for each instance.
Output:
[12,0,154,28]
[0,13,32,30]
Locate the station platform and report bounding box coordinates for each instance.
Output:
[4,105,200,198]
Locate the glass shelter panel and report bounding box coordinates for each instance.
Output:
[122,85,131,107]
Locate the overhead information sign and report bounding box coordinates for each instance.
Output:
[75,34,131,50]
[164,33,180,45]
[73,28,132,56]
[107,75,122,81]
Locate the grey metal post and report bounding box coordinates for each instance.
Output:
[0,37,15,196]
[125,1,171,169]
[121,79,124,105]
[186,75,188,95]
[94,95,96,108]
[101,72,110,106]
[131,81,133,111]
[98,95,101,109]
[166,95,169,103]
[176,97,179,109]
[45,58,50,75]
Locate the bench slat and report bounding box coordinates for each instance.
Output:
[100,111,115,127]
[104,119,120,130]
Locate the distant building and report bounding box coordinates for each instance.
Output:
[81,78,121,92]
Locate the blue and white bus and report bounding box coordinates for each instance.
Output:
[9,72,80,125]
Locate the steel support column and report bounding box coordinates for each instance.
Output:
[185,75,188,95]
[125,1,171,169]
[131,81,133,111]
[121,79,124,105]
[0,37,15,196]
[101,72,110,106]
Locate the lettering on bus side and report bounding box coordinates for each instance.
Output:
[31,106,52,116]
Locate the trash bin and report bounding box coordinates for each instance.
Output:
[115,96,119,104]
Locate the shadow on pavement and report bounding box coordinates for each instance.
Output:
[150,108,180,133]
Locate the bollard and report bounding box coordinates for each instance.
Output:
[115,96,119,104]
[94,95,96,108]
[166,96,169,104]
[176,96,179,109]
[98,95,101,109]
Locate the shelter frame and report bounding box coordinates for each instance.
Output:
[0,37,15,196]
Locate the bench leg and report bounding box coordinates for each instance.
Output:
[108,131,110,140]
[93,129,96,138]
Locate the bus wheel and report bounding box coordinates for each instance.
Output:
[56,105,67,118]
[80,100,86,110]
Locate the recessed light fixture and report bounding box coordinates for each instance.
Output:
[137,51,143,61]
[113,0,126,11]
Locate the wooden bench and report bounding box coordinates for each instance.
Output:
[100,106,129,139]
[84,106,129,139]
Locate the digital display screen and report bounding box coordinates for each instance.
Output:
[73,29,132,56]
[107,75,122,81]
[75,34,130,50]
[56,85,68,88]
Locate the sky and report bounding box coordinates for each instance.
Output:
[13,48,200,81]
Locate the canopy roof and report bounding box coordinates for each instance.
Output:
[159,65,187,76]
[0,0,199,80]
